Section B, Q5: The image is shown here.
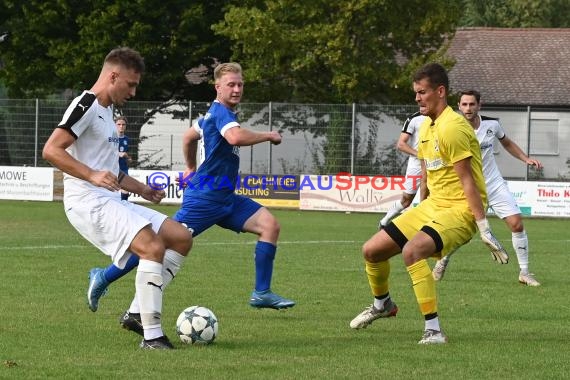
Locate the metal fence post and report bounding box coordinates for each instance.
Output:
[351,103,356,174]
[170,134,174,170]
[526,106,531,181]
[35,98,39,167]
[268,101,272,174]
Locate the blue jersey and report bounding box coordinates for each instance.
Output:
[186,100,240,201]
[118,135,129,172]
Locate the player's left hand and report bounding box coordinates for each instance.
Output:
[476,219,509,264]
[268,131,282,145]
[142,186,166,204]
[526,158,543,169]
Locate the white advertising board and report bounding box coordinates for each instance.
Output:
[0,166,54,201]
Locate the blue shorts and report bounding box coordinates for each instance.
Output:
[173,194,262,237]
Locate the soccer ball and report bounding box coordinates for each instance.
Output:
[176,305,218,345]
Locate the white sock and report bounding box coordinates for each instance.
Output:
[512,231,529,274]
[380,200,405,226]
[425,316,441,331]
[162,249,186,288]
[136,259,164,340]
[373,294,389,310]
[128,249,186,314]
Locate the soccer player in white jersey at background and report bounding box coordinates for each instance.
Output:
[432,90,541,286]
[42,47,192,349]
[378,111,426,229]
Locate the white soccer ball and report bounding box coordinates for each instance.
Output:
[176,305,218,345]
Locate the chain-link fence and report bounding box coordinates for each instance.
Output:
[1,99,568,180]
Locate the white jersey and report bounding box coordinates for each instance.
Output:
[401,111,425,168]
[56,90,168,263]
[402,112,426,194]
[57,90,120,201]
[474,115,506,193]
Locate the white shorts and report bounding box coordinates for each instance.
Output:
[64,193,167,269]
[403,160,421,195]
[487,180,521,219]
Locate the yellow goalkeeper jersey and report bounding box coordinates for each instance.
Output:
[417,106,487,208]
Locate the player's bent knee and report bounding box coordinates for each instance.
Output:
[159,219,193,254]
[132,236,166,262]
[362,241,379,261]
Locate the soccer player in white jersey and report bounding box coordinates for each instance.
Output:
[42,47,192,349]
[378,111,426,229]
[432,90,541,286]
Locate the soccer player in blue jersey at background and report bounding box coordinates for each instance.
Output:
[116,116,131,201]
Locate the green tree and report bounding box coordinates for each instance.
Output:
[0,0,232,100]
[213,0,462,104]
[460,0,570,27]
[0,0,235,166]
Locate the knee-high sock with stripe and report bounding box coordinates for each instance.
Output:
[512,231,529,273]
[128,249,186,314]
[136,259,164,340]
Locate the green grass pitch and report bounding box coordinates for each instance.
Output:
[0,200,568,379]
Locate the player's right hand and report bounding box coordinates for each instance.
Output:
[90,170,120,191]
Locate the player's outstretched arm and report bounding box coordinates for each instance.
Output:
[500,136,543,169]
[454,157,509,264]
[224,127,281,146]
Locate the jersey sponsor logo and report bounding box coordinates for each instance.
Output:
[425,158,444,170]
[108,136,120,143]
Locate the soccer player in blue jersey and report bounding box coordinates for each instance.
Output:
[172,62,295,310]
[116,116,131,201]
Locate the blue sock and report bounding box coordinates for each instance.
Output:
[102,254,139,283]
[254,241,276,292]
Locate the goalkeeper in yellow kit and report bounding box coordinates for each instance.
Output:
[349,63,508,344]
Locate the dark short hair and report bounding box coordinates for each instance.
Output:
[459,89,481,103]
[413,63,449,92]
[104,47,145,74]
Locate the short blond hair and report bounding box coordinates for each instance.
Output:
[214,62,242,82]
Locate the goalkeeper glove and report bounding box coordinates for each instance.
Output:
[476,219,509,264]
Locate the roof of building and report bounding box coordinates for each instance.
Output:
[447,27,570,107]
